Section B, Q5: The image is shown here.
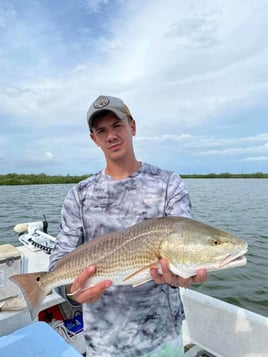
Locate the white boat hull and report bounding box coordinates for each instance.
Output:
[182,288,268,356]
[1,245,268,356]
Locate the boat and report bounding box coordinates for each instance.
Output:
[0,219,267,356]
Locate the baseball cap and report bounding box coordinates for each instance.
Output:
[87,95,133,129]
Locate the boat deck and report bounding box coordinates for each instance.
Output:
[1,245,268,356]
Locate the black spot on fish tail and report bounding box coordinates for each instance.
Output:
[10,271,48,320]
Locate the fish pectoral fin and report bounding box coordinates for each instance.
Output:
[132,277,153,288]
[66,287,82,297]
[123,260,160,286]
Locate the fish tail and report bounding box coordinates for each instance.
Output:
[10,272,48,320]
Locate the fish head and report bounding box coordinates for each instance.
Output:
[160,217,248,279]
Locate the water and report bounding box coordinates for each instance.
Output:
[186,179,268,318]
[0,179,267,317]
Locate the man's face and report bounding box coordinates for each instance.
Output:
[90,112,136,161]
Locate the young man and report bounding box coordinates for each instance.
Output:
[49,95,207,357]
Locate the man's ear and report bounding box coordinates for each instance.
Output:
[130,119,136,136]
[90,132,99,146]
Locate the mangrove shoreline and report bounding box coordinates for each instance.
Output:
[0,172,268,185]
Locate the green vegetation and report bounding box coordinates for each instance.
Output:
[0,173,90,185]
[181,172,268,179]
[0,172,267,185]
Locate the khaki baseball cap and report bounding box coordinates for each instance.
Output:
[87,95,133,129]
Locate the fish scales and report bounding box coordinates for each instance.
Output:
[9,216,248,319]
[49,217,169,287]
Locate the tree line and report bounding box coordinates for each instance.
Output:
[0,173,90,185]
[0,172,267,185]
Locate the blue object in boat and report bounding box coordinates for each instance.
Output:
[0,321,81,356]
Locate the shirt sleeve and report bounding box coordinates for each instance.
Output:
[48,186,84,305]
[164,172,193,218]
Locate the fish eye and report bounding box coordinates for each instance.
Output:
[211,237,221,246]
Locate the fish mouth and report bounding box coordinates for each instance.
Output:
[219,247,248,269]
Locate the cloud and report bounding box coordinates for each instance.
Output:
[0,0,268,174]
[242,156,268,162]
[81,0,113,13]
[195,134,268,156]
[26,151,54,162]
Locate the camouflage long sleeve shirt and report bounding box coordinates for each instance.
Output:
[49,162,193,357]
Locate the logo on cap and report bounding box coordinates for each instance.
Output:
[93,96,110,109]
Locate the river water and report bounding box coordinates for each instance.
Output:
[0,179,267,317]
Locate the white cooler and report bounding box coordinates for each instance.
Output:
[0,244,21,301]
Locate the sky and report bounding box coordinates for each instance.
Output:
[0,0,268,175]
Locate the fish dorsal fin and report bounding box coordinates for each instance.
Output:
[123,259,160,287]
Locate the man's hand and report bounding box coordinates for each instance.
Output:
[66,266,112,304]
[150,259,207,288]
